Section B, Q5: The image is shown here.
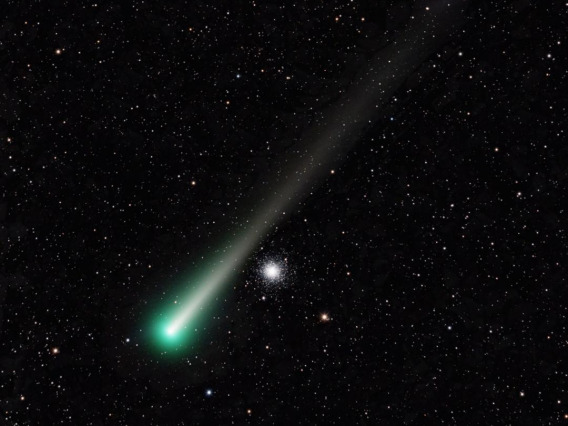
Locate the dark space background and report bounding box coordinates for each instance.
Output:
[1,0,567,424]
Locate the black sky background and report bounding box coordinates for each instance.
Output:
[1,0,568,425]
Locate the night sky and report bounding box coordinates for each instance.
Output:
[2,0,568,425]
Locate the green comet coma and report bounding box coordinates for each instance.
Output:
[145,247,241,355]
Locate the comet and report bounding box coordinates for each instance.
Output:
[149,1,470,353]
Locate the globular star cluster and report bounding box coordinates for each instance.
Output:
[253,253,293,294]
[1,1,568,425]
[263,262,281,280]
[259,257,289,287]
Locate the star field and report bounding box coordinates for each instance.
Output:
[1,1,568,425]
